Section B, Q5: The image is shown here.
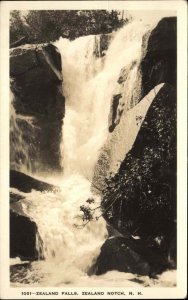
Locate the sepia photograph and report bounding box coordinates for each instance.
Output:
[0,0,187,299]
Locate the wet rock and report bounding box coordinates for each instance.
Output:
[117,61,137,85]
[10,43,65,171]
[94,237,168,276]
[10,170,60,193]
[100,34,113,57]
[93,33,113,58]
[108,94,122,132]
[10,262,32,283]
[10,171,49,261]
[10,210,38,260]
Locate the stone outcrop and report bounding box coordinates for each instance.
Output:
[10,170,60,194]
[101,83,176,273]
[141,17,177,97]
[10,43,62,81]
[106,17,177,135]
[10,210,39,260]
[93,17,177,191]
[10,43,65,172]
[93,236,169,277]
[10,43,64,259]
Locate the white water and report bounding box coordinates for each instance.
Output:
[10,17,176,287]
[55,20,154,178]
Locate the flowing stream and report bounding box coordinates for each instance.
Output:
[10,17,176,287]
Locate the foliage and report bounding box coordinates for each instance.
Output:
[10,10,129,45]
[101,85,177,238]
[10,11,28,45]
[71,86,176,239]
[74,199,102,229]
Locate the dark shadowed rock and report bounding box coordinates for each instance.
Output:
[10,192,25,203]
[10,43,65,172]
[10,210,39,260]
[93,33,113,58]
[93,237,169,277]
[100,34,113,57]
[10,170,60,193]
[108,94,122,133]
[141,17,176,97]
[102,84,176,268]
[10,36,28,48]
[10,43,62,81]
[95,237,150,276]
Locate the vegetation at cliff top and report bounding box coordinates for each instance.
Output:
[10,10,130,46]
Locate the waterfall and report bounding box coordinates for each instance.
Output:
[11,17,166,286]
[10,90,35,173]
[55,35,106,178]
[55,20,154,178]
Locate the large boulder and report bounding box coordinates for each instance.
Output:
[102,83,176,268]
[10,43,65,172]
[93,237,169,277]
[10,210,39,260]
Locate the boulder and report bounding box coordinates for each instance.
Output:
[10,170,60,193]
[10,210,39,260]
[94,237,168,277]
[10,43,65,172]
[10,43,62,82]
[102,84,176,267]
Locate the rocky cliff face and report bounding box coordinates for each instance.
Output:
[103,84,176,237]
[94,17,177,274]
[10,43,65,172]
[94,17,177,187]
[98,83,176,275]
[141,17,177,97]
[10,43,65,259]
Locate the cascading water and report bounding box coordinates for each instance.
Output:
[55,20,153,179]
[10,17,176,287]
[10,90,35,173]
